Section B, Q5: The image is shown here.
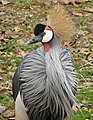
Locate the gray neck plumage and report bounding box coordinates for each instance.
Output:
[44,36,76,118]
[50,35,62,49]
[46,36,62,64]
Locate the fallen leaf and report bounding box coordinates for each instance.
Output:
[76,0,90,3]
[87,22,93,33]
[8,72,15,77]
[10,0,90,6]
[0,0,10,5]
[74,47,91,60]
[0,105,6,113]
[0,76,3,80]
[0,68,4,73]
[17,39,26,45]
[13,26,22,32]
[77,30,85,37]
[81,36,89,46]
[0,12,6,16]
[64,41,70,47]
[61,0,90,5]
[87,53,93,60]
[85,53,91,60]
[72,103,81,111]
[78,47,90,54]
[72,12,83,17]
[0,47,4,51]
[83,82,93,87]
[16,49,29,58]
[8,117,15,120]
[85,8,93,13]
[62,0,76,5]
[2,110,15,118]
[0,86,11,94]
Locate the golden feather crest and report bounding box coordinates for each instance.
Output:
[47,4,76,42]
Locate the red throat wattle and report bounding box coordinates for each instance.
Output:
[44,43,51,52]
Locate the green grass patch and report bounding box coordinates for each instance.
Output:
[75,15,93,28]
[14,0,45,9]
[77,86,93,104]
[71,86,93,120]
[78,67,93,79]
[71,108,93,120]
[0,95,14,110]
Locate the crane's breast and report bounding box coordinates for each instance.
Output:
[19,47,46,83]
[18,47,77,120]
[19,47,48,119]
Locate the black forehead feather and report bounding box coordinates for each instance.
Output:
[34,24,46,36]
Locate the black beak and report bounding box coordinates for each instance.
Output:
[27,32,45,44]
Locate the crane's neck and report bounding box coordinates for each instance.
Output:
[44,36,76,117]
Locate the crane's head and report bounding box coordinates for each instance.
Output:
[27,24,54,45]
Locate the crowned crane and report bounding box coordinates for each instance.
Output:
[12,5,78,120]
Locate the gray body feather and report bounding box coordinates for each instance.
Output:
[13,37,77,120]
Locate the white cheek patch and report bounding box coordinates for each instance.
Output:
[42,30,53,43]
